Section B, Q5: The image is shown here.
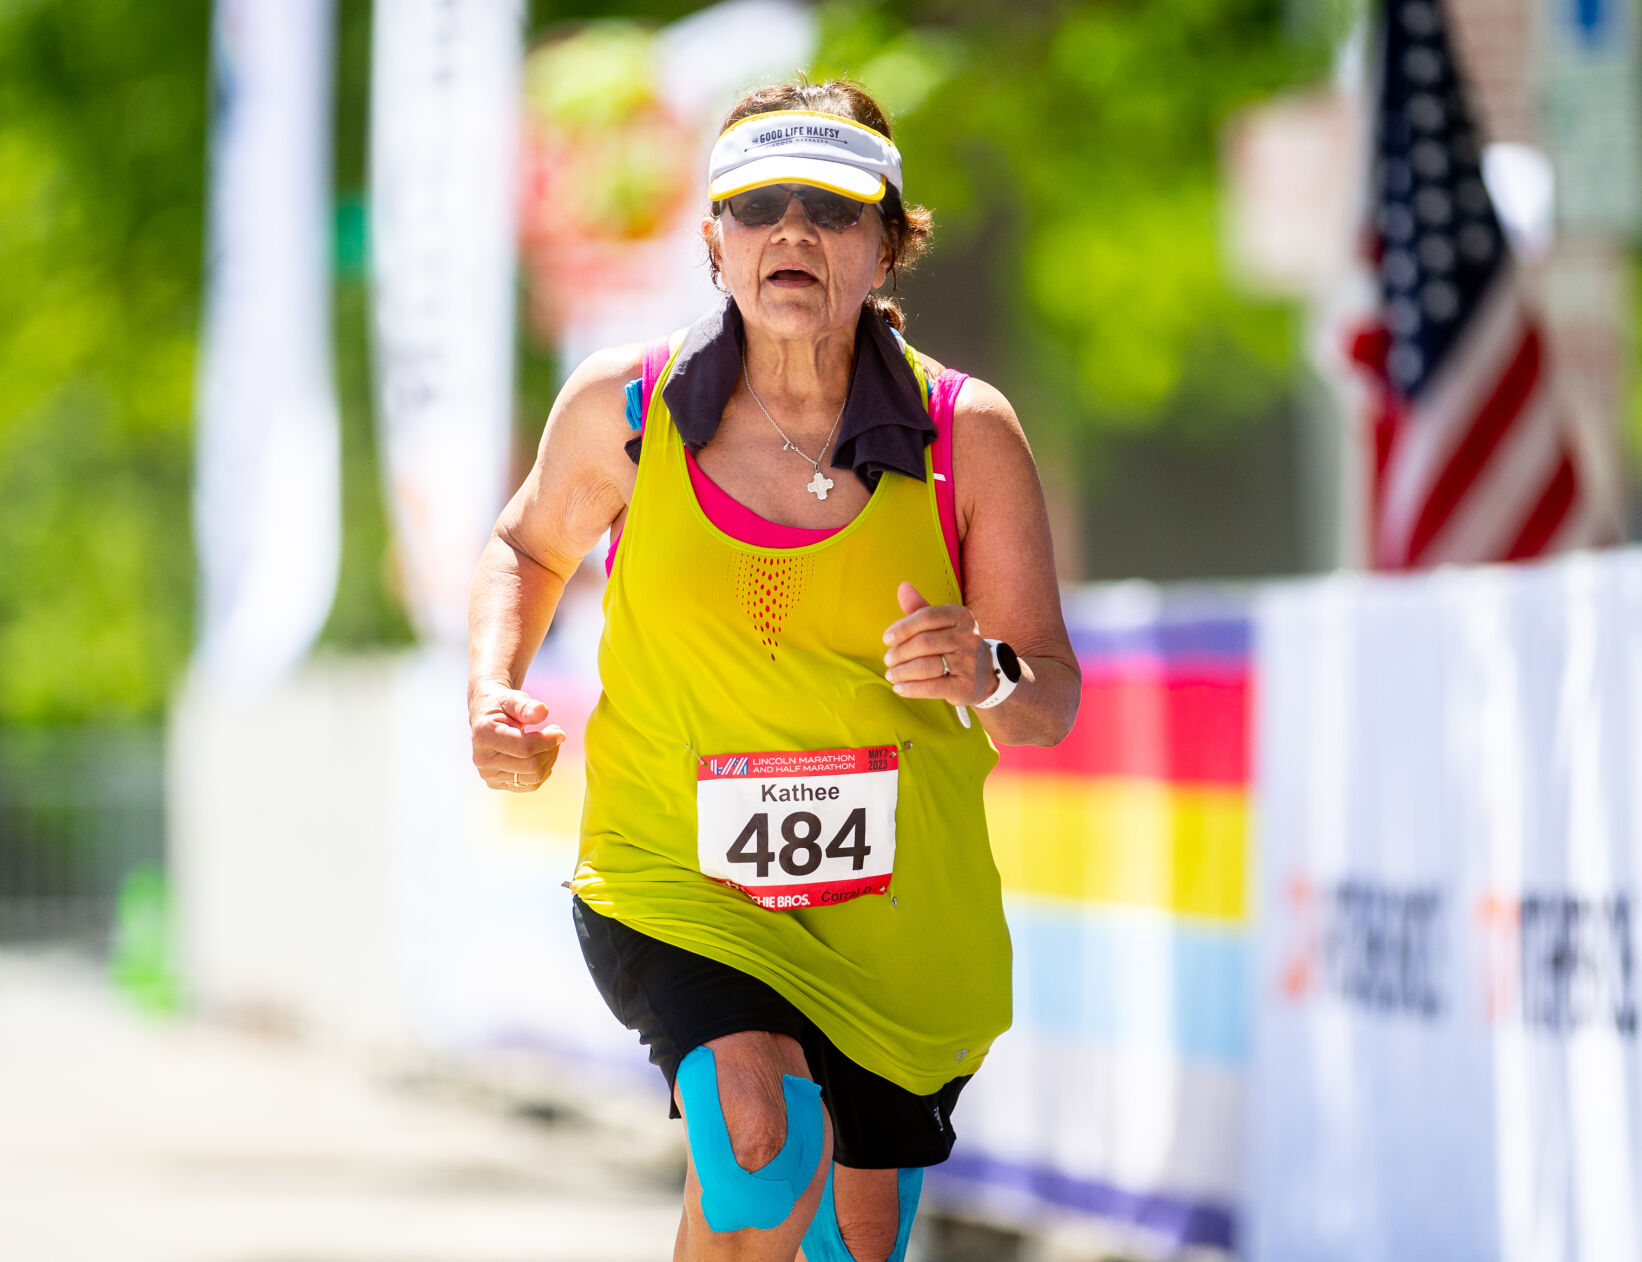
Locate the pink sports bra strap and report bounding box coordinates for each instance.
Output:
[929,369,966,597]
[640,336,670,428]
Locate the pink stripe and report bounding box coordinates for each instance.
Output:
[686,450,840,547]
[930,370,965,595]
[994,670,1251,785]
[606,337,673,576]
[608,351,968,570]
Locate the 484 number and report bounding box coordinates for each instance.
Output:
[726,808,870,879]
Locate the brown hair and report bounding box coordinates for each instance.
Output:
[705,78,933,330]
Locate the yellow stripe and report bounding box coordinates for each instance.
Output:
[711,173,886,203]
[985,774,1248,922]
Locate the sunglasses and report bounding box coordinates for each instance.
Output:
[721,184,869,231]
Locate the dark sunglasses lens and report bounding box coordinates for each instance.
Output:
[725,186,866,230]
[801,189,865,229]
[728,189,789,226]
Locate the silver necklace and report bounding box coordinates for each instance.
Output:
[742,352,846,501]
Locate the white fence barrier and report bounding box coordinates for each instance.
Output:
[170,546,1642,1257]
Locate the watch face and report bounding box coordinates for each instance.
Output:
[996,640,1022,682]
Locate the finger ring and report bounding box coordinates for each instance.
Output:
[940,655,951,677]
[513,772,521,787]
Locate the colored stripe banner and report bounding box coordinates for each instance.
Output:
[1009,899,1249,1064]
[997,668,1250,785]
[937,590,1255,1256]
[988,776,1247,920]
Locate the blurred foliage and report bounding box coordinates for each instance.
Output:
[0,0,1337,724]
[815,0,1338,441]
[0,0,208,723]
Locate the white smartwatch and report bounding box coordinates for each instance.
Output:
[973,639,1022,710]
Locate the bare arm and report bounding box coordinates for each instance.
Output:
[882,378,1080,746]
[466,343,641,790]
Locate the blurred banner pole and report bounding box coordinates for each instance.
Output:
[193,0,342,690]
[369,0,524,648]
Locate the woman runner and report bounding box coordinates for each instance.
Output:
[468,79,1079,1262]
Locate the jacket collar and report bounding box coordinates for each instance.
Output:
[659,298,933,487]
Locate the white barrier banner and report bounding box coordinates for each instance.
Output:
[370,0,522,646]
[194,0,340,690]
[1249,552,1642,1261]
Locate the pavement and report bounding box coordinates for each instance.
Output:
[0,948,688,1262]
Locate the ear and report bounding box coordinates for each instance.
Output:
[872,213,895,289]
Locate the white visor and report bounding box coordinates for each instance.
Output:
[707,110,903,204]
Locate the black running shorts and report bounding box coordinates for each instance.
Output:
[572,896,971,1169]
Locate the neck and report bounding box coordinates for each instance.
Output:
[740,321,856,414]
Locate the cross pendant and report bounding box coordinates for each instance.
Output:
[806,469,835,500]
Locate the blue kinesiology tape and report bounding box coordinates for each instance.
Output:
[676,1044,826,1233]
[799,1163,924,1262]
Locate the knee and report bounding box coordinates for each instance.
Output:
[675,1044,827,1234]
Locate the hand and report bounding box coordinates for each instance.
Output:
[881,582,993,708]
[469,685,567,792]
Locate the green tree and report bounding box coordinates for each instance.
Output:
[0,0,209,723]
[816,0,1338,444]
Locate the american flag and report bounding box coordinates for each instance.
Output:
[1357,0,1615,568]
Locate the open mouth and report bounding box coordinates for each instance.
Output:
[767,266,818,286]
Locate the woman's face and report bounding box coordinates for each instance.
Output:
[705,184,893,342]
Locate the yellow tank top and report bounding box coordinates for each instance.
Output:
[572,337,1011,1094]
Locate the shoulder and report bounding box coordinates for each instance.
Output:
[555,342,646,421]
[952,376,1028,454]
[913,349,947,379]
[911,352,1020,438]
[562,328,691,402]
[948,376,1037,530]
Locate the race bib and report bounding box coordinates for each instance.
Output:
[697,746,898,910]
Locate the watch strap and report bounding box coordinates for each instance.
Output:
[973,639,1020,710]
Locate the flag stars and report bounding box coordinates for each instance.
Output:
[1459,222,1495,261]
[1389,296,1423,336]
[1376,0,1508,397]
[1388,343,1424,387]
[1421,280,1460,321]
[1384,249,1419,288]
[1415,186,1453,225]
[1408,93,1446,131]
[1383,203,1417,241]
[1404,46,1445,84]
[1411,140,1449,179]
[1418,234,1456,271]
[1400,0,1439,35]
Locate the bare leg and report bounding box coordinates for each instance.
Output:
[829,1166,902,1262]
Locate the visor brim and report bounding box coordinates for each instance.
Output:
[708,157,887,204]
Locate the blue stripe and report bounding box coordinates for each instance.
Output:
[623,377,644,431]
[1067,616,1251,662]
[930,1152,1237,1251]
[1007,899,1250,1064]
